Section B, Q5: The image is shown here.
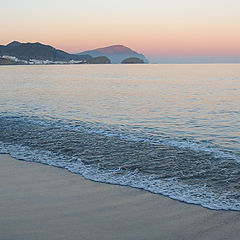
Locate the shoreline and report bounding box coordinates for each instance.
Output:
[1,154,240,240]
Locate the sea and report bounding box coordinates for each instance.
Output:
[0,64,239,211]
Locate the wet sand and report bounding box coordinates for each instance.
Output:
[0,154,239,240]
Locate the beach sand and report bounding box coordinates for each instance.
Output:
[0,154,239,240]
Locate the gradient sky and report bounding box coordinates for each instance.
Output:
[1,0,240,62]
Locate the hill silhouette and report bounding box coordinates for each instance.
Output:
[0,41,91,62]
[78,45,148,64]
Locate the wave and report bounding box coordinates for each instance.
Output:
[0,141,239,211]
[0,115,240,211]
[1,114,239,163]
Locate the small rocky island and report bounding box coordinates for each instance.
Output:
[121,57,144,64]
[88,56,111,64]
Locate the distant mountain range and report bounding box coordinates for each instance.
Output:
[78,45,148,64]
[0,41,148,64]
[0,41,91,62]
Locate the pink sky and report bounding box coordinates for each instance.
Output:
[1,0,240,60]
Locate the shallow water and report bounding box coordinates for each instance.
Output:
[0,64,240,210]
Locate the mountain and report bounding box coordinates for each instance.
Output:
[77,45,148,64]
[6,41,22,48]
[0,41,91,62]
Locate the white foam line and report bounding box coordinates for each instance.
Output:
[1,141,240,211]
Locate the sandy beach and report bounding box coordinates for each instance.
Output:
[0,153,239,240]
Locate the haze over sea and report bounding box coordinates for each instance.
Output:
[0,64,240,211]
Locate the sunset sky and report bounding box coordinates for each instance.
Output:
[1,0,240,62]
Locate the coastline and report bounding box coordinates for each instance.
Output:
[1,154,240,240]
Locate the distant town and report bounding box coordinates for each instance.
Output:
[0,55,87,65]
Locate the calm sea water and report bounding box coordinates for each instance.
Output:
[0,64,240,210]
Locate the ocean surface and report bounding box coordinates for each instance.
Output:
[0,64,240,211]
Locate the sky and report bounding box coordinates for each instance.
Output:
[1,0,240,63]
